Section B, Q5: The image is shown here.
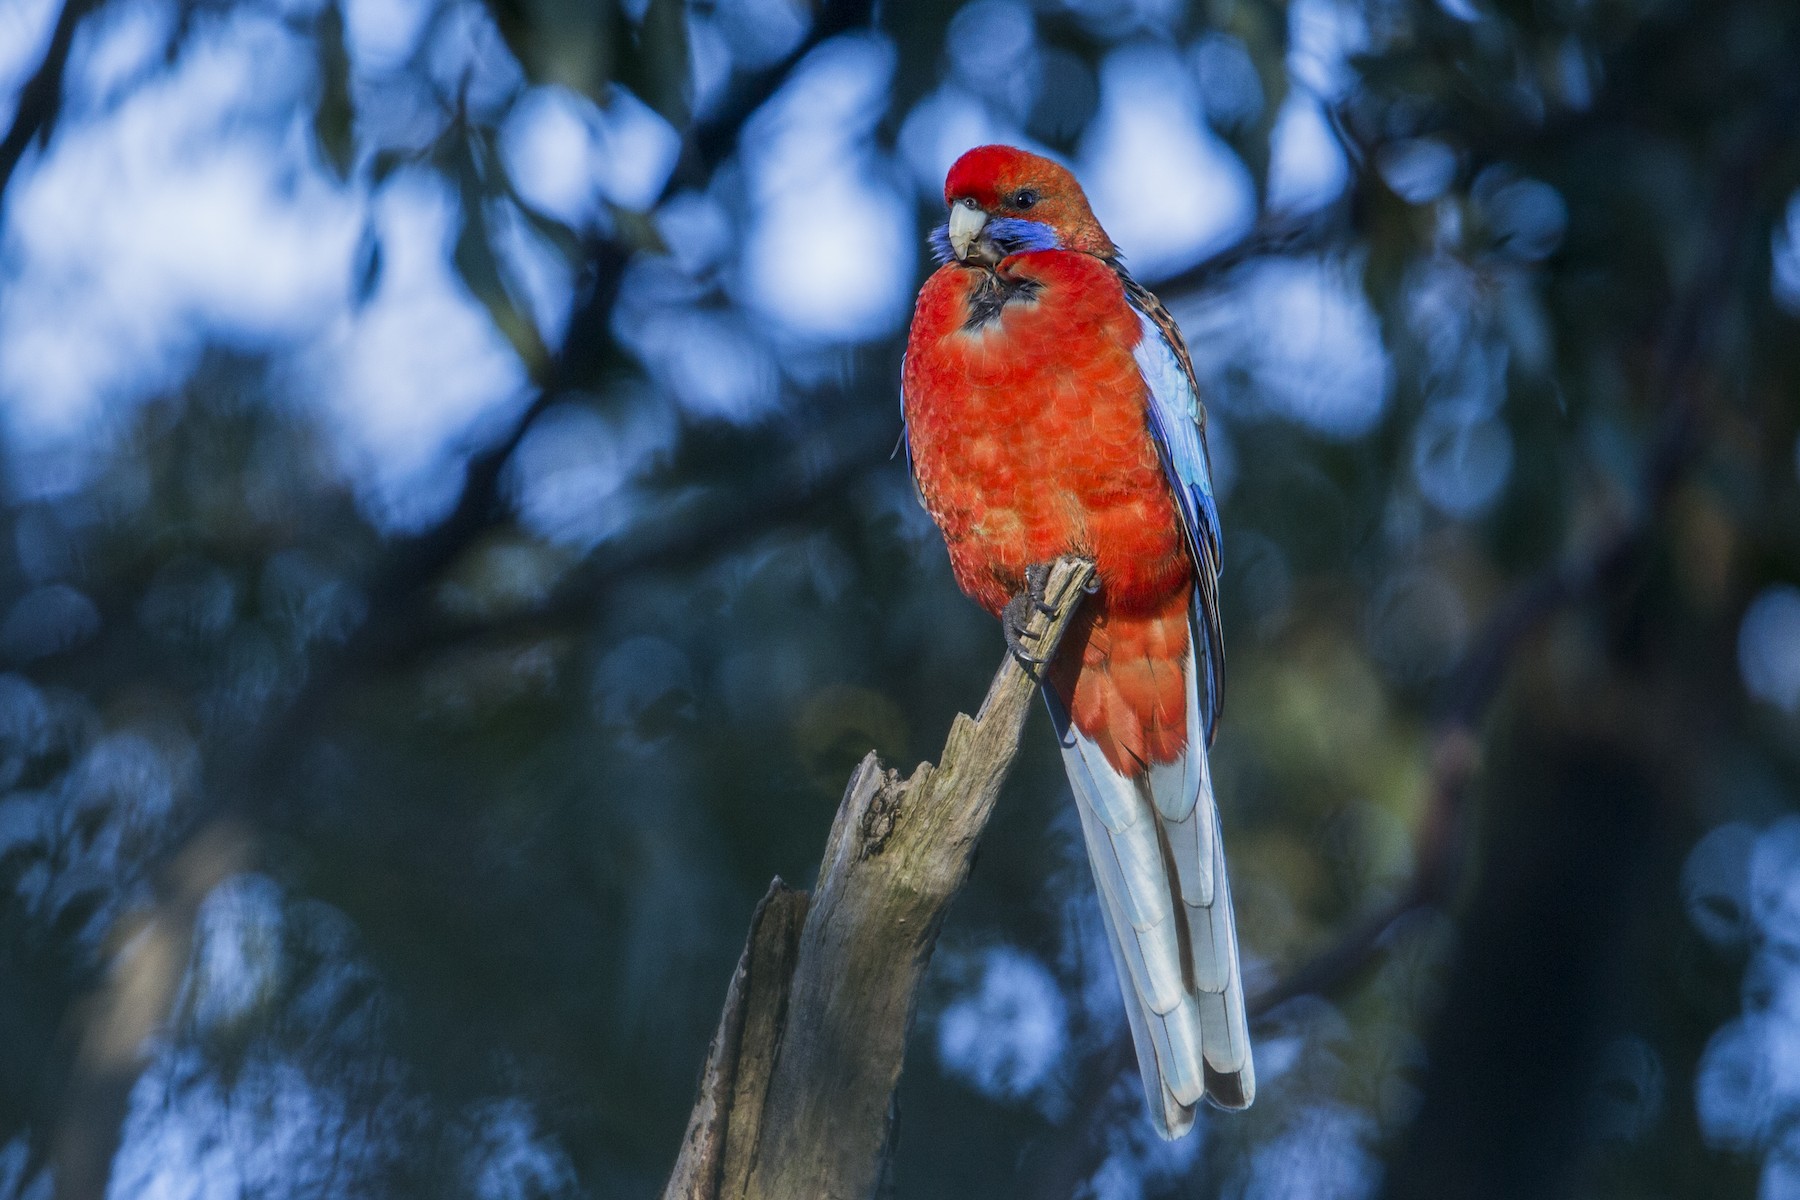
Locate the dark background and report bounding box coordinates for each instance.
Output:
[0,0,1797,1195]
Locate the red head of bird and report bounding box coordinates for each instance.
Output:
[938,145,1117,266]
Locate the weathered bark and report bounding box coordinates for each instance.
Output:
[662,883,810,1200]
[661,556,1097,1200]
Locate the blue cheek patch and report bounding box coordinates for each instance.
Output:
[927,218,1061,266]
[987,217,1061,254]
[929,223,955,264]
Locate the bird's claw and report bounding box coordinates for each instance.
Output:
[1002,562,1061,672]
[1003,595,1049,670]
[1023,561,1058,617]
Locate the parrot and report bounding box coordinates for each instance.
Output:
[900,144,1252,1136]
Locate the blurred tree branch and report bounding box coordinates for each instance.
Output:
[1156,205,1350,299]
[0,0,97,204]
[662,557,1096,1200]
[388,432,895,669]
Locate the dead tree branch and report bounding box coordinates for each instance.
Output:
[662,556,1097,1200]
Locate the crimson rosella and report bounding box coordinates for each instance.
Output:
[901,145,1252,1135]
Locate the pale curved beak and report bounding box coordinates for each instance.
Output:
[948,200,988,262]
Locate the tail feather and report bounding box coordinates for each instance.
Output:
[1093,892,1195,1132]
[1192,825,1251,1074]
[1161,794,1215,908]
[1147,751,1199,822]
[1047,620,1254,1138]
[1068,781,1186,1015]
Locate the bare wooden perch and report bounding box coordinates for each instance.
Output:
[662,555,1097,1200]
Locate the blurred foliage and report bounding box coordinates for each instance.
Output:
[486,0,688,123]
[0,0,1797,1197]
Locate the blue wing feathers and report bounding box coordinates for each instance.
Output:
[1122,282,1225,742]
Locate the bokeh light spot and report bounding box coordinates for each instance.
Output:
[936,946,1069,1105]
[737,34,914,342]
[1,584,100,662]
[1684,822,1759,947]
[1413,403,1514,518]
[1080,42,1255,280]
[1739,585,1800,713]
[1378,138,1458,205]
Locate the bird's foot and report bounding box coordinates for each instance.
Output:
[1002,595,1047,670]
[1002,562,1060,671]
[1023,561,1059,615]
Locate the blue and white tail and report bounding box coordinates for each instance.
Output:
[1045,630,1254,1137]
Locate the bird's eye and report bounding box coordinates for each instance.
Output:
[1011,189,1040,210]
